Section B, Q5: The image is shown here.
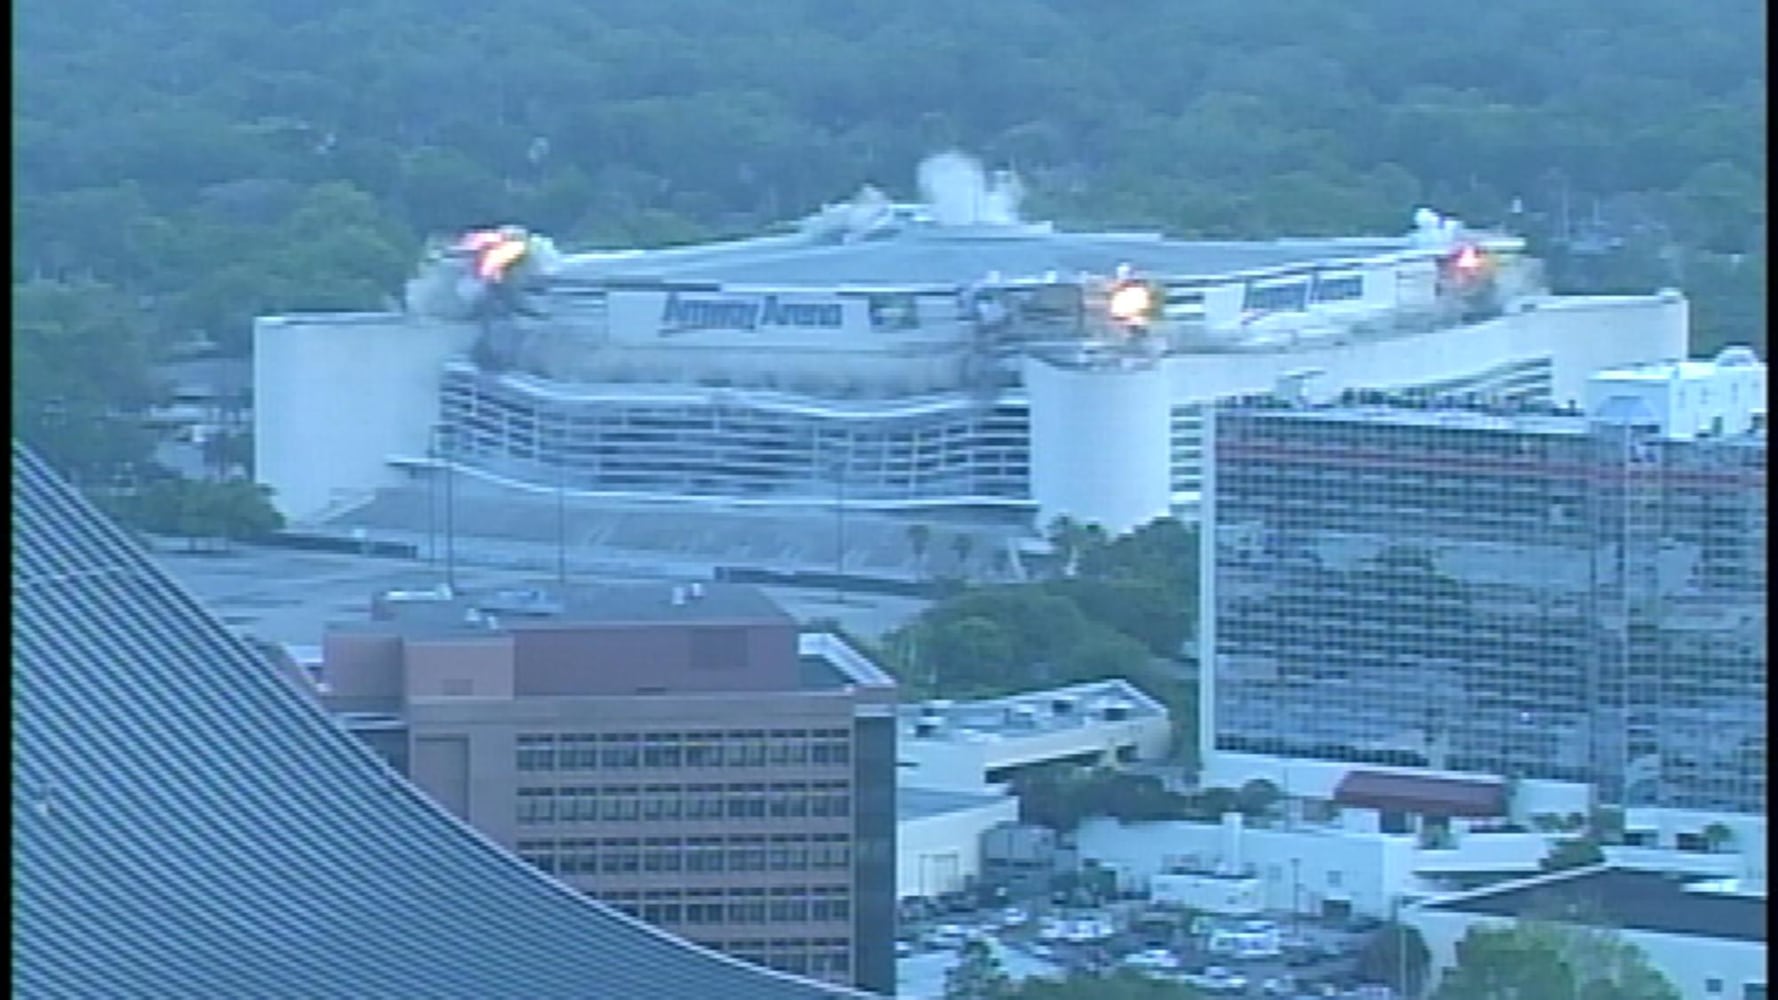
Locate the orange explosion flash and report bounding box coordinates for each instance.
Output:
[476,239,528,282]
[456,230,505,252]
[1108,282,1152,325]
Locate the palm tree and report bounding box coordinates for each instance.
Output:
[951,532,974,578]
[1046,515,1085,577]
[906,523,932,580]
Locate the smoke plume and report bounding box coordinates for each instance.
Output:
[405,228,561,320]
[917,151,1023,227]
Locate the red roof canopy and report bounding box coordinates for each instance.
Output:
[1333,770,1506,818]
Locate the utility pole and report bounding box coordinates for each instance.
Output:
[832,442,848,604]
[555,442,568,587]
[441,423,457,592]
[1291,857,1301,934]
[427,432,439,566]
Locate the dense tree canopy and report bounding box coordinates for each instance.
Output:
[14,0,1766,482]
[884,514,1204,763]
[1432,921,1680,1000]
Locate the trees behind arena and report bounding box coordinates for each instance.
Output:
[16,0,1765,485]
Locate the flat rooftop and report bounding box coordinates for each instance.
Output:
[558,228,1422,288]
[1424,867,1767,943]
[1223,395,1771,446]
[1594,346,1763,383]
[337,581,795,638]
[896,786,1012,823]
[900,678,1168,741]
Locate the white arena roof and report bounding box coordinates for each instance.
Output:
[559,228,1422,288]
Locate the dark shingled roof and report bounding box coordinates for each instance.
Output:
[12,441,869,999]
[1333,770,1507,818]
[1425,867,1768,944]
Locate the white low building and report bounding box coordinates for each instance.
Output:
[1076,808,1568,923]
[896,786,1019,900]
[1586,346,1766,441]
[897,679,1173,793]
[1409,866,1768,1000]
[1150,869,1266,916]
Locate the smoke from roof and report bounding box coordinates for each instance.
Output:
[917,151,1024,227]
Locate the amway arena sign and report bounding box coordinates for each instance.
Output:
[660,292,845,334]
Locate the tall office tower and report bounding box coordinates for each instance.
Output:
[320,584,899,995]
[1201,348,1766,815]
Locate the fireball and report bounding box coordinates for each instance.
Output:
[476,238,529,282]
[1108,281,1153,325]
[456,230,506,253]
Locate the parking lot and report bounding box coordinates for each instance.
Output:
[148,539,930,647]
[895,894,1393,999]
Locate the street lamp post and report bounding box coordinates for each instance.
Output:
[439,424,457,592]
[427,432,439,566]
[831,441,848,604]
[1291,857,1301,931]
[555,438,568,587]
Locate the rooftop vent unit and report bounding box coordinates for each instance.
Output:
[1051,696,1077,717]
[688,582,705,599]
[922,700,954,717]
[1007,705,1040,729]
[670,586,688,607]
[1102,701,1133,722]
[385,585,454,603]
[913,719,944,738]
[477,588,565,617]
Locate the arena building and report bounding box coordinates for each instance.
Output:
[257,157,1688,536]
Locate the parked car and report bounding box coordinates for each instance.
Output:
[924,924,969,949]
[1182,967,1248,994]
[998,906,1031,927]
[1122,948,1181,972]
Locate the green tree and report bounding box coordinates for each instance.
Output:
[1045,515,1088,578]
[907,523,932,580]
[1045,577,1191,659]
[1193,786,1240,819]
[1433,921,1679,1000]
[929,615,1019,692]
[1236,778,1282,818]
[1541,837,1605,872]
[1433,923,1575,1000]
[1054,629,1152,686]
[952,533,976,577]
[1011,968,1204,998]
[1590,806,1626,845]
[13,277,161,486]
[945,939,1013,1000]
[1356,921,1432,996]
[213,478,285,543]
[1702,822,1734,853]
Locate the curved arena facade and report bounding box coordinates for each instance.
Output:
[11,442,870,999]
[257,195,1689,536]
